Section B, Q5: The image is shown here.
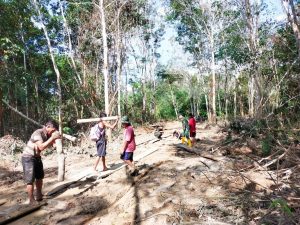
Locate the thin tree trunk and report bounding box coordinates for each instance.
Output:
[248,75,254,116]
[205,94,210,122]
[21,23,29,133]
[234,78,237,118]
[58,0,82,86]
[99,0,111,140]
[210,35,217,124]
[33,0,64,181]
[282,0,300,61]
[0,88,4,136]
[169,84,178,118]
[33,0,63,133]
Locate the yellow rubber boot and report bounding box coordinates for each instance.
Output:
[187,138,192,147]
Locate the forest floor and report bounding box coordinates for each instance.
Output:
[0,121,299,225]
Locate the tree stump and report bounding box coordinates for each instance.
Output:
[55,138,65,181]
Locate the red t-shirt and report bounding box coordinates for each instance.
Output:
[124,126,136,152]
[188,117,196,133]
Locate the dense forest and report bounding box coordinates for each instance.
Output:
[0,0,299,138]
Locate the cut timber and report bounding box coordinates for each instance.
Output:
[0,202,47,225]
[175,143,220,162]
[62,133,76,142]
[77,116,118,124]
[46,147,160,195]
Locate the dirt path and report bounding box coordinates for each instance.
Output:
[0,121,293,224]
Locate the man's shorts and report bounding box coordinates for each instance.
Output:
[22,156,44,184]
[190,131,196,138]
[120,152,134,161]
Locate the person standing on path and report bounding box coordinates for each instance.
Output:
[188,113,197,147]
[119,116,137,174]
[90,112,118,172]
[22,120,61,205]
[179,114,191,147]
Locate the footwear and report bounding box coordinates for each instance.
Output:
[130,169,139,176]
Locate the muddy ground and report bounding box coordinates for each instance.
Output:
[0,121,299,225]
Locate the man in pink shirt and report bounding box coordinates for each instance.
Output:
[120,116,137,175]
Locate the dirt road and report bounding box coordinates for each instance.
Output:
[0,121,296,225]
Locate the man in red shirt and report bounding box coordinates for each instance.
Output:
[120,116,137,175]
[188,113,196,147]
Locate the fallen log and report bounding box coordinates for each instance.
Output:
[77,116,118,124]
[0,200,6,206]
[0,202,47,225]
[2,100,76,142]
[174,143,221,162]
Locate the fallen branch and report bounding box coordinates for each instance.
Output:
[174,143,220,162]
[2,100,76,142]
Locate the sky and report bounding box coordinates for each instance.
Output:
[156,0,286,73]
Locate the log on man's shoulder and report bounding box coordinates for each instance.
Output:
[77,116,118,124]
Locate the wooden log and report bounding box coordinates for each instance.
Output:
[77,116,118,124]
[0,202,47,225]
[55,139,65,181]
[62,133,76,142]
[174,143,221,162]
[2,100,77,142]
[0,199,6,206]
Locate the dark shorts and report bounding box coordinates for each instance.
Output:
[190,131,196,138]
[120,152,134,161]
[22,156,44,184]
[96,140,107,157]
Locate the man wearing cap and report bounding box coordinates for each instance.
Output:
[120,116,137,174]
[22,120,61,204]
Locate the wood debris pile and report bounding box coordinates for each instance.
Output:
[0,135,25,156]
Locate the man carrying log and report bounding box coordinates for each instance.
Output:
[90,112,118,172]
[21,120,61,205]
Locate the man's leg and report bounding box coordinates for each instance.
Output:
[94,157,100,171]
[35,179,43,201]
[26,183,35,204]
[101,156,107,171]
[124,160,135,170]
[22,156,36,204]
[34,157,44,201]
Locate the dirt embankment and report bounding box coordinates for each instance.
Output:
[0,121,299,225]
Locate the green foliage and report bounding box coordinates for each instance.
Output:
[270,199,292,216]
[261,136,271,156]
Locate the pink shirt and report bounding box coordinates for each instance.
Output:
[124,126,136,152]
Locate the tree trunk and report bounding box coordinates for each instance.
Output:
[234,78,237,118]
[58,0,82,86]
[99,0,111,140]
[55,139,65,182]
[282,0,300,61]
[169,84,178,118]
[248,75,254,116]
[205,94,210,121]
[0,88,4,136]
[244,0,263,117]
[33,0,63,134]
[210,35,217,124]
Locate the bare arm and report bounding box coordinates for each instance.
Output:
[103,119,118,129]
[36,131,61,151]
